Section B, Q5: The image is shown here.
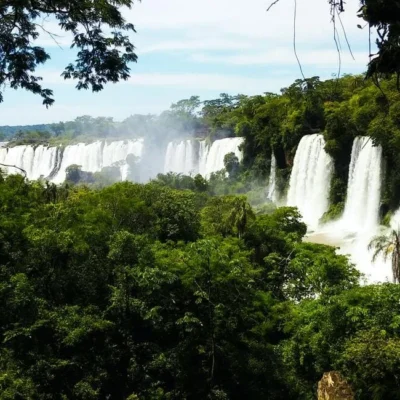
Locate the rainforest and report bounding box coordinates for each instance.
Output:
[2,73,400,399]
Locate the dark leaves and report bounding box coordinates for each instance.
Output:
[0,1,138,105]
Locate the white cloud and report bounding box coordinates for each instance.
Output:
[127,73,289,92]
[138,38,255,54]
[191,49,368,68]
[35,0,372,71]
[40,70,290,93]
[2,0,374,125]
[0,102,165,125]
[131,0,369,49]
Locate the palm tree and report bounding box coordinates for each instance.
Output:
[226,196,255,239]
[368,229,400,283]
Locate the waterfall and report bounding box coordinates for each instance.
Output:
[0,145,57,179]
[287,134,333,229]
[198,140,209,177]
[163,140,198,175]
[0,137,243,183]
[267,154,277,202]
[0,139,143,183]
[341,137,382,232]
[163,137,243,178]
[306,136,389,283]
[53,139,143,183]
[204,137,243,177]
[391,208,400,231]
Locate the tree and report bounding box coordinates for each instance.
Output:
[224,152,240,179]
[65,164,95,184]
[368,229,400,283]
[201,195,255,239]
[267,1,400,87]
[360,0,400,86]
[170,96,201,116]
[0,1,137,106]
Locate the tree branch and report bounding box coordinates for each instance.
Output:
[34,22,64,49]
[0,163,27,177]
[267,0,281,12]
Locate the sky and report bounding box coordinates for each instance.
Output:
[0,0,373,125]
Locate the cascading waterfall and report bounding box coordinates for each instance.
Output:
[267,154,277,202]
[341,136,382,232]
[337,136,388,282]
[0,139,143,183]
[198,140,209,177]
[307,135,390,283]
[163,140,198,175]
[203,137,243,177]
[2,132,393,283]
[287,134,333,229]
[163,137,243,178]
[0,145,59,179]
[0,137,242,183]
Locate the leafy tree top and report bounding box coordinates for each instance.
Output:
[0,0,138,106]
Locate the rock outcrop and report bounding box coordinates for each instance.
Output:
[318,371,354,400]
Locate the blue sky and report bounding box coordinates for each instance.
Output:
[0,0,373,125]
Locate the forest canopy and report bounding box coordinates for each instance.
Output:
[2,74,400,400]
[1,170,399,399]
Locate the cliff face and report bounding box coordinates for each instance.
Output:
[318,371,354,400]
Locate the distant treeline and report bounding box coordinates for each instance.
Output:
[0,94,242,144]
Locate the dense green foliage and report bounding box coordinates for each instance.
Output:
[1,168,400,399]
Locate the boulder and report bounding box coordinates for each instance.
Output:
[318,371,354,400]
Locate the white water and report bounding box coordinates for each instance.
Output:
[0,145,60,179]
[203,137,243,177]
[163,140,198,175]
[391,208,400,231]
[307,136,391,283]
[336,137,388,281]
[341,137,382,232]
[0,137,242,183]
[287,134,333,229]
[198,141,210,177]
[163,137,243,178]
[267,154,277,202]
[0,139,143,183]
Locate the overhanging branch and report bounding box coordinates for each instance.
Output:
[0,163,27,177]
